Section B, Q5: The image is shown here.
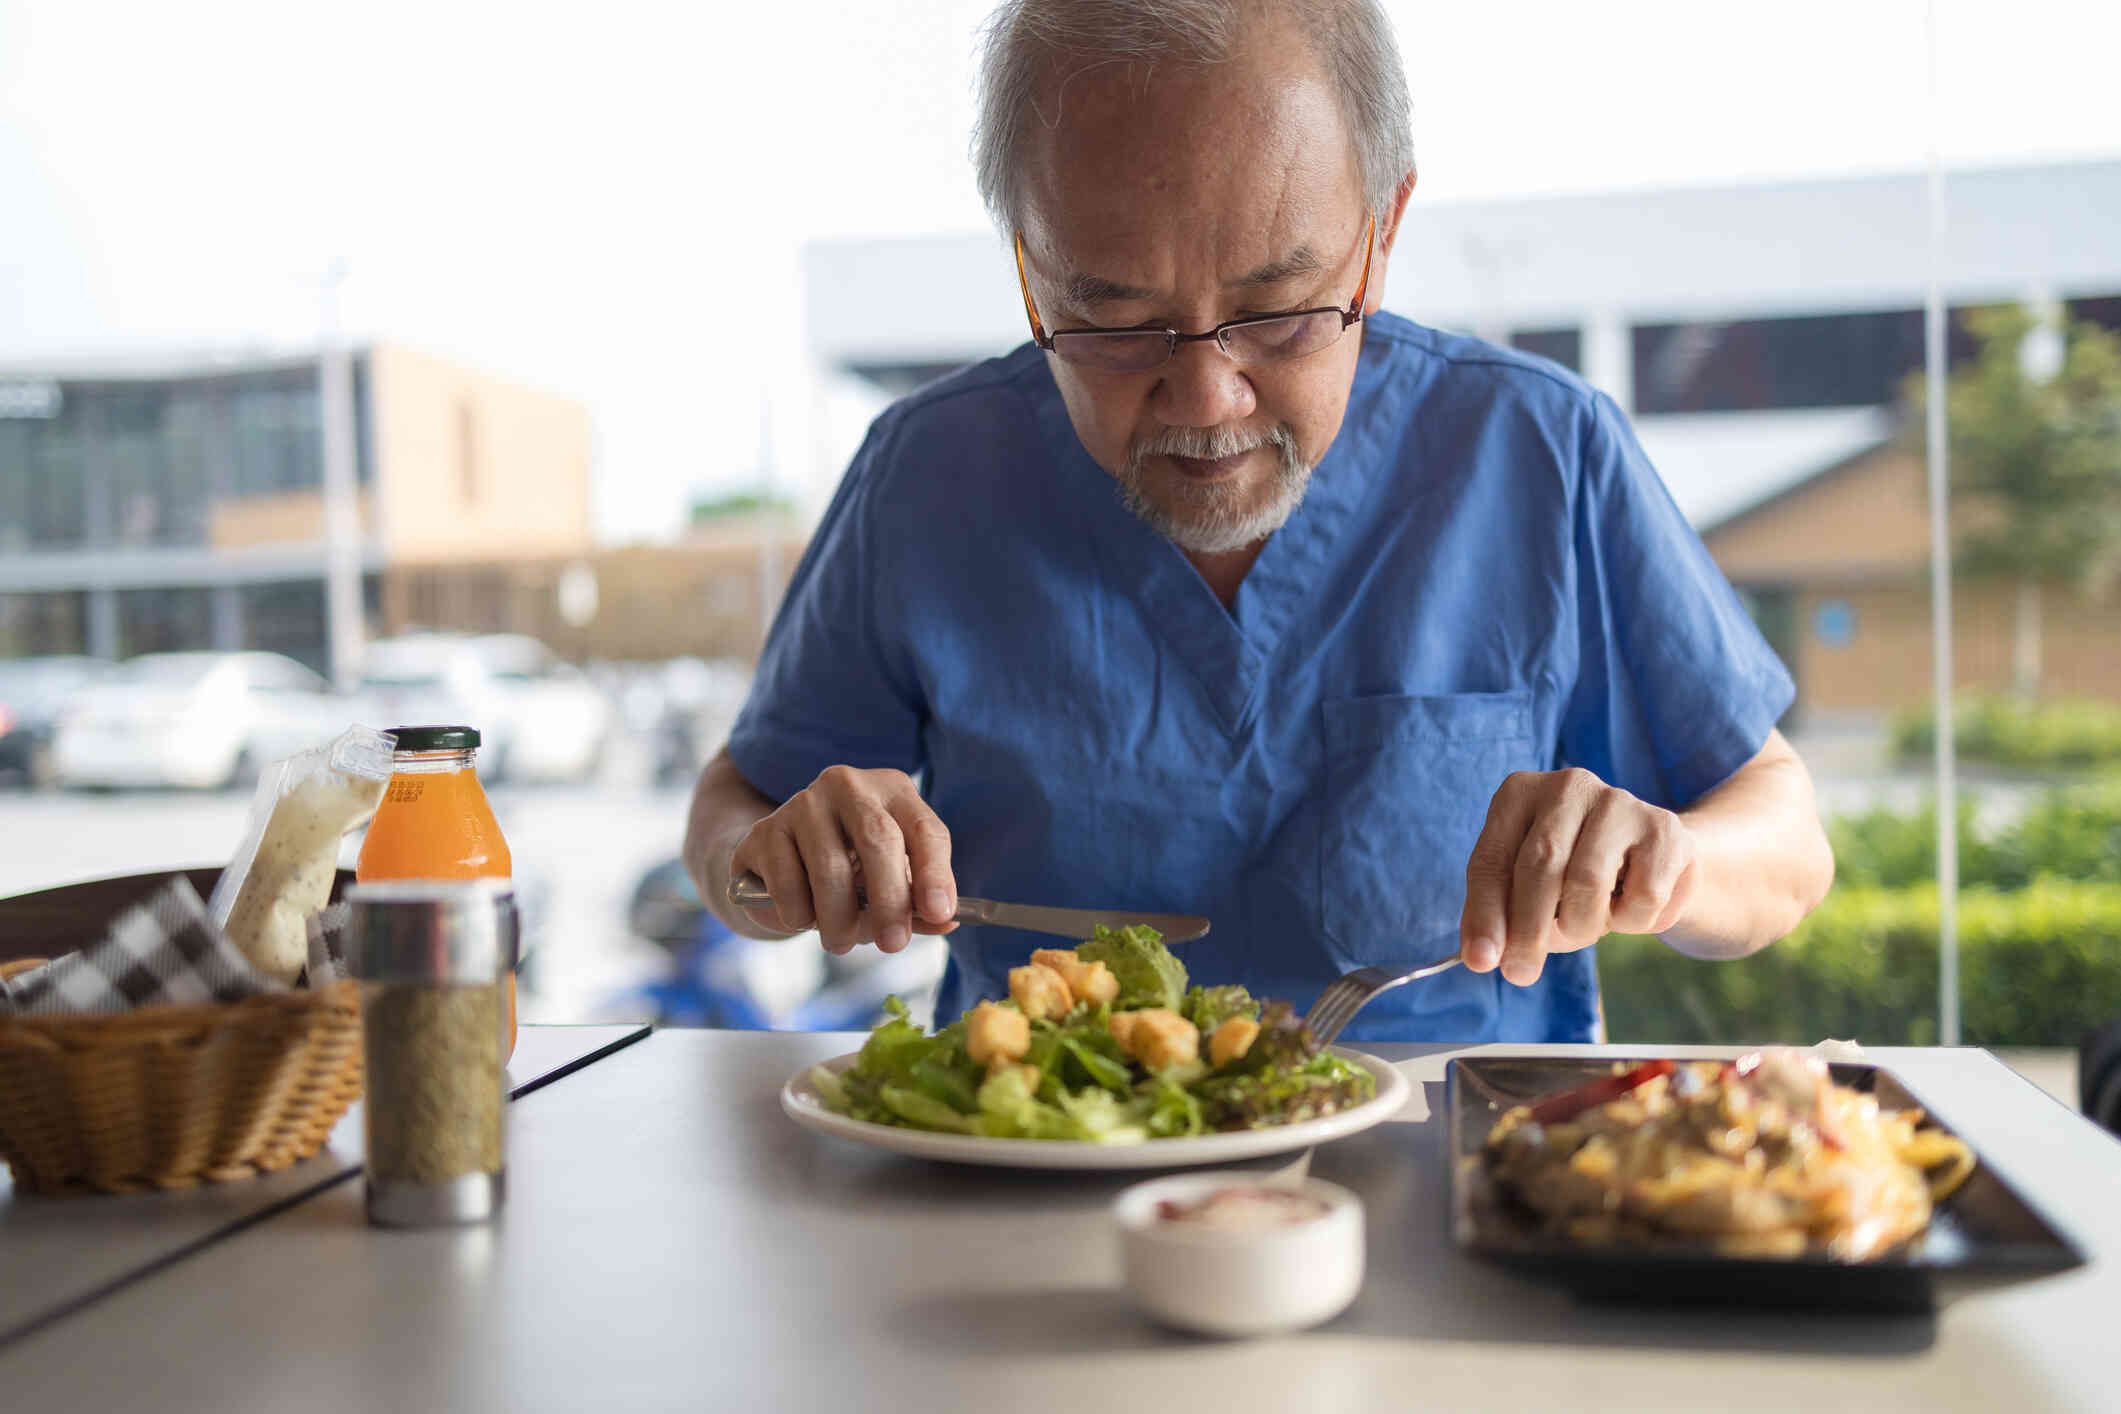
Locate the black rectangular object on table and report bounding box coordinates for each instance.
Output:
[1447,1054,2088,1313]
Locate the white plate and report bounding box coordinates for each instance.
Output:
[779,1048,1411,1170]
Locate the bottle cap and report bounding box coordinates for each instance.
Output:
[387,724,481,753]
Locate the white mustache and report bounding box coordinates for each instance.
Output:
[1137,424,1294,461]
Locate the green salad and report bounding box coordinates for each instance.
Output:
[809,925,1376,1143]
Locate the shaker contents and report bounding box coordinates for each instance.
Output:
[348,879,512,1227]
[363,982,505,1186]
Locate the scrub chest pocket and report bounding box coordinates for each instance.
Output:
[1319,691,1539,969]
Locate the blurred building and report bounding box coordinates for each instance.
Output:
[1702,442,2121,712]
[800,157,2121,714]
[0,344,593,672]
[396,516,808,665]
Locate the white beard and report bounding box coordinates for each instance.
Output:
[1116,422,1313,555]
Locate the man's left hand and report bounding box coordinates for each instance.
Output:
[1459,768,1698,985]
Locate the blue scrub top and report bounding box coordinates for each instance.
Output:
[727,313,1793,1042]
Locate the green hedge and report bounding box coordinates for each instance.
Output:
[1601,879,2121,1047]
[1891,697,2121,770]
[1829,785,2121,890]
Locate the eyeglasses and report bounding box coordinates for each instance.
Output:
[1014,212,1375,373]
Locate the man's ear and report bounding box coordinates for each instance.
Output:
[1366,168,1418,316]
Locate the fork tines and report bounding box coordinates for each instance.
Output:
[1304,966,1392,1048]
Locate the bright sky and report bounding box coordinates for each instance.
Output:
[5,0,2120,542]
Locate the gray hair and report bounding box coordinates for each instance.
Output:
[973,0,1415,233]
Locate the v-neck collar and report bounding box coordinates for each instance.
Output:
[1026,331,1407,737]
[1233,330,1407,651]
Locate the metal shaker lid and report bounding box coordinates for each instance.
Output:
[344,879,516,984]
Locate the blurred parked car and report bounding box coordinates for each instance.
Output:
[359,633,516,777]
[647,656,753,787]
[0,656,114,788]
[53,651,368,790]
[466,634,615,784]
[359,632,611,785]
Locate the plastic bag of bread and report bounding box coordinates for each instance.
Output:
[208,726,395,984]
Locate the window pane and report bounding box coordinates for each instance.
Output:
[1510,327,1581,373]
[117,586,212,657]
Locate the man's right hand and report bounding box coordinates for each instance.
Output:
[727,765,958,955]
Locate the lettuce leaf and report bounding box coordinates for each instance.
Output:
[1076,924,1189,1011]
[1192,1045,1376,1130]
[1182,983,1259,1034]
[879,1083,976,1132]
[1052,1087,1150,1144]
[1022,1008,1134,1095]
[971,1065,1079,1139]
[1142,1073,1205,1138]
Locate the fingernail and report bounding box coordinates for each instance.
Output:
[879,924,909,953]
[1466,937,1501,970]
[923,888,953,922]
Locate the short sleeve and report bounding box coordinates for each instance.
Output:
[724,416,926,802]
[1560,392,1795,809]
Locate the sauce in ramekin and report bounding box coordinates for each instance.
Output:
[1155,1185,1332,1230]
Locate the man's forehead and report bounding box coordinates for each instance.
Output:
[1014,27,1360,250]
[1049,232,1333,307]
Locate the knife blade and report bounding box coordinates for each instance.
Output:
[726,872,1209,943]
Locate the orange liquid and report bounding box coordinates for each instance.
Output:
[357,764,517,1057]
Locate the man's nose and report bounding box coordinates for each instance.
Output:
[1148,339,1257,428]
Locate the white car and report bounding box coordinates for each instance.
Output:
[53,652,370,790]
[466,635,614,784]
[359,633,516,777]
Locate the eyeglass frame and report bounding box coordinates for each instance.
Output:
[1013,211,1377,370]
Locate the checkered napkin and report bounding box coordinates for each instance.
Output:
[0,877,285,1018]
[306,902,351,987]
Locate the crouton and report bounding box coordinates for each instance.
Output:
[965,1001,1030,1067]
[1209,1016,1261,1067]
[1031,948,1120,1007]
[1109,1007,1199,1070]
[1008,963,1073,1021]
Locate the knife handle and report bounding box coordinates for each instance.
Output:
[726,871,781,910]
[730,870,859,912]
[728,870,971,921]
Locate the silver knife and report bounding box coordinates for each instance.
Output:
[726,871,1209,943]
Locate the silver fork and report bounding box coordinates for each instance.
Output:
[1304,952,1463,1047]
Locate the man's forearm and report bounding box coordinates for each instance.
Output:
[684,748,797,939]
[1663,732,1835,960]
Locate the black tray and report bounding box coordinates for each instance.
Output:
[1448,1054,2088,1313]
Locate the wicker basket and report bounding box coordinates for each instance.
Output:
[0,869,365,1196]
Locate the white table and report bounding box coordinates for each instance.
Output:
[0,1023,648,1347]
[2,1032,2114,1412]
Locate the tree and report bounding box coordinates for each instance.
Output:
[688,488,795,523]
[1905,305,2121,699]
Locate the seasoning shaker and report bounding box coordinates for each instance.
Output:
[346,879,516,1227]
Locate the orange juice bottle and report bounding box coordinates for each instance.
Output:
[356,724,517,1058]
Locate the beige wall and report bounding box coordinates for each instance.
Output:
[1790,582,2121,711]
[366,344,593,566]
[1707,442,2121,712]
[1710,446,1935,583]
[381,521,808,663]
[208,488,374,548]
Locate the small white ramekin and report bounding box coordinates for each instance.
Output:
[1113,1170,1365,1337]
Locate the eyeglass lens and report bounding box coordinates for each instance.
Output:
[1222,310,1345,363]
[1048,309,1347,371]
[1047,329,1175,372]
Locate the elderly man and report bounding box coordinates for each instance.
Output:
[684,0,1833,1041]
